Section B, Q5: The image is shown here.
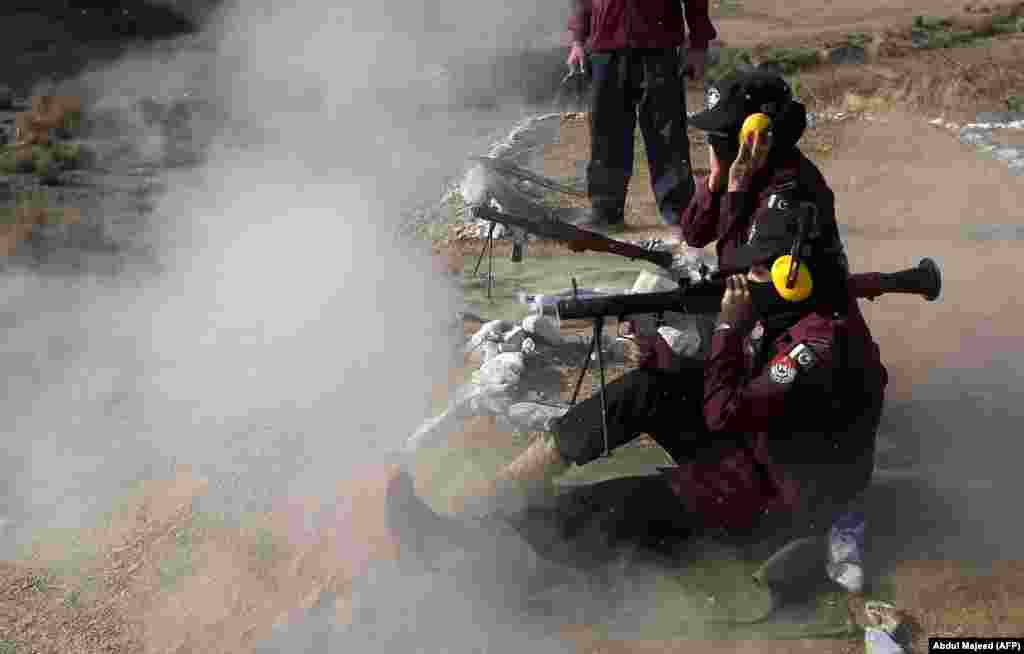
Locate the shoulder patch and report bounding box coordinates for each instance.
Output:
[788,342,819,371]
[768,353,799,384]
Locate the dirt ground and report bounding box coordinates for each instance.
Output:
[713,0,993,47]
[4,1,1024,652]
[531,69,1024,654]
[433,27,1024,649]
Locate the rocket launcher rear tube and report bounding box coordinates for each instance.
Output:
[555,258,942,321]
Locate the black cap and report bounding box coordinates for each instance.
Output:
[690,69,795,136]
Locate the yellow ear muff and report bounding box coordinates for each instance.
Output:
[739,112,773,146]
[770,255,813,302]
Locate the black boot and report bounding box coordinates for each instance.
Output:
[385,467,462,570]
[385,466,579,594]
[568,204,626,233]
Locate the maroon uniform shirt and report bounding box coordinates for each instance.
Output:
[681,150,839,271]
[660,303,887,534]
[658,149,887,533]
[567,0,718,52]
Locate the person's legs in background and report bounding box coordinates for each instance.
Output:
[637,49,696,227]
[585,51,637,229]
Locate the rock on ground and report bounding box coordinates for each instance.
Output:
[502,326,527,350]
[468,341,502,366]
[477,351,525,387]
[507,402,570,432]
[465,319,515,353]
[522,314,562,345]
[821,44,867,65]
[402,381,517,454]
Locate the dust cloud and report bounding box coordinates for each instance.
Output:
[0,0,600,650]
[0,0,564,552]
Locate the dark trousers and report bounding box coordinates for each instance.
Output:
[506,474,697,572]
[553,366,707,466]
[387,368,708,573]
[501,368,708,568]
[587,49,695,226]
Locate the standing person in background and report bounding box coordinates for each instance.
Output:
[566,0,717,231]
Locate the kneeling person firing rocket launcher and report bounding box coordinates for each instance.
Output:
[386,69,941,616]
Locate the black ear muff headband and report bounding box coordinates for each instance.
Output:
[785,202,817,290]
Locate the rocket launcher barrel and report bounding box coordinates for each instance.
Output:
[555,258,942,321]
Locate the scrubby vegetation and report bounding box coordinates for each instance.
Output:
[759,47,821,75]
[706,47,753,82]
[0,142,88,178]
[911,12,1024,50]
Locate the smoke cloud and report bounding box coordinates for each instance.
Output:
[11,1,1021,651]
[0,0,604,651]
[0,0,568,546]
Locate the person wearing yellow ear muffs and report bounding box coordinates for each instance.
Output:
[384,195,889,591]
[681,67,848,279]
[384,68,889,597]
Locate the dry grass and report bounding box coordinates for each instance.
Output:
[885,560,1024,650]
[7,423,1022,654]
[0,562,142,654]
[0,465,383,654]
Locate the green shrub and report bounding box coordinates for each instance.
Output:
[715,0,742,17]
[914,15,951,31]
[14,189,49,208]
[911,14,997,49]
[157,527,195,590]
[0,146,16,174]
[409,191,467,245]
[707,47,753,82]
[0,142,89,178]
[63,588,83,609]
[32,147,57,180]
[845,32,870,48]
[990,14,1024,35]
[250,528,278,567]
[62,110,83,134]
[445,189,467,224]
[51,142,81,167]
[785,75,803,100]
[25,572,52,593]
[760,47,820,75]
